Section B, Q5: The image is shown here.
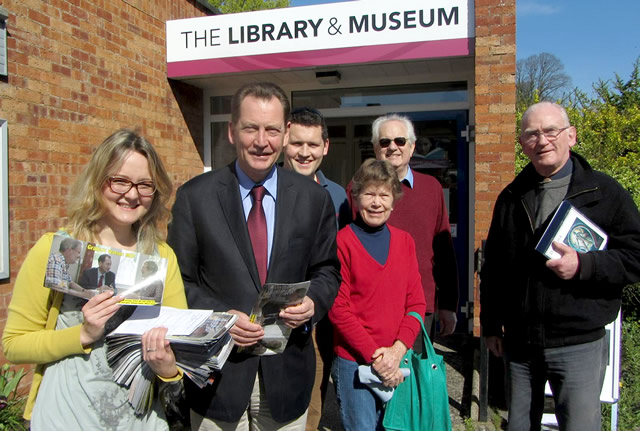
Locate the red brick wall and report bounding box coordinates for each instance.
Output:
[473,0,516,336]
[0,0,209,366]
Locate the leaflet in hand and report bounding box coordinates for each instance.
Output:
[243,281,311,356]
[535,201,608,259]
[105,306,238,415]
[43,233,167,305]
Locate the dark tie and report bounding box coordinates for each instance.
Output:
[98,274,104,287]
[248,185,268,286]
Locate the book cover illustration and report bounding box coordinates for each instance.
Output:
[44,233,167,305]
[536,201,608,259]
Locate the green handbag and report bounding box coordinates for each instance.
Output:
[382,311,452,431]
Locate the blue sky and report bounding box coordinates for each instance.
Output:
[289,0,640,96]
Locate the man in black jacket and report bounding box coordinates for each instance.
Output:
[480,102,640,430]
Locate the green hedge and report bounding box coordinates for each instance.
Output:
[602,318,640,431]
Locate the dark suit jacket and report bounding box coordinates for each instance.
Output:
[78,267,115,290]
[167,163,341,423]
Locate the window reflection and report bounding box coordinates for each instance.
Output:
[293,82,467,110]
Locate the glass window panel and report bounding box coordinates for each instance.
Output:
[292,82,467,110]
[409,119,460,222]
[211,122,236,169]
[327,125,346,139]
[210,96,232,115]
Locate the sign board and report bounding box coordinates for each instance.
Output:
[166,0,474,77]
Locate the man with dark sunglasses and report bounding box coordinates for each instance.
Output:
[358,114,459,341]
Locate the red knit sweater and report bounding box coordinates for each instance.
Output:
[329,224,427,364]
[348,171,458,312]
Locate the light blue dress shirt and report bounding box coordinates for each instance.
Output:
[235,161,277,265]
[400,166,415,188]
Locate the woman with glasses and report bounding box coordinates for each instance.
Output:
[2,129,187,429]
[329,159,426,430]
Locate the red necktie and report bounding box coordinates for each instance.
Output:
[248,185,268,286]
[98,274,104,287]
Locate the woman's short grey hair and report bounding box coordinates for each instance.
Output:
[350,159,403,202]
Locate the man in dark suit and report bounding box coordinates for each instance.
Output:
[79,253,116,291]
[167,82,341,430]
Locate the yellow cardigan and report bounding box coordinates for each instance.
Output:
[1,233,188,419]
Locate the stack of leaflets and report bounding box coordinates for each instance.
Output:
[105,306,237,414]
[536,200,608,259]
[243,281,310,356]
[44,233,168,306]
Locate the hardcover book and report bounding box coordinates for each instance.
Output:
[535,201,608,259]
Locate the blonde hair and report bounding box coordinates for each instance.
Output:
[67,129,172,254]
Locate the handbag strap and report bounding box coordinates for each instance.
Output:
[408,311,438,359]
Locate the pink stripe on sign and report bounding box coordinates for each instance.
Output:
[167,38,473,78]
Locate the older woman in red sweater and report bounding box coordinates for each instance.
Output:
[329,159,426,431]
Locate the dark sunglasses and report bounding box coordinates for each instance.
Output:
[378,137,408,148]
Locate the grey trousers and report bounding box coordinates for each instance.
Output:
[505,335,608,431]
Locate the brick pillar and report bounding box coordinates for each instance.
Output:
[473,0,516,337]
